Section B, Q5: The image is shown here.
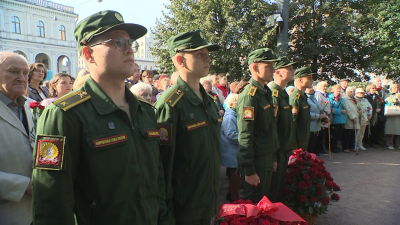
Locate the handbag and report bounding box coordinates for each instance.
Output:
[384,105,400,116]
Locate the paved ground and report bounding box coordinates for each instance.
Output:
[218,146,400,225]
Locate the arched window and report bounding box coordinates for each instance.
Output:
[11,16,21,34]
[59,25,66,40]
[37,21,45,37]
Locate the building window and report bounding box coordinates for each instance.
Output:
[37,21,45,37]
[11,16,21,34]
[59,25,66,40]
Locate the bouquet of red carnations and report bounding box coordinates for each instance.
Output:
[214,196,306,225]
[284,149,340,219]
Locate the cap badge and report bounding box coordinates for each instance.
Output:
[115,13,123,22]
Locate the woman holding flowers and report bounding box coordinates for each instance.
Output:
[364,84,383,148]
[306,87,325,156]
[343,87,361,153]
[384,84,400,149]
[315,81,331,156]
[328,85,347,153]
[355,88,372,151]
[40,73,73,107]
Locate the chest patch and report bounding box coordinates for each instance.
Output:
[242,107,254,120]
[292,106,299,115]
[147,130,161,137]
[34,135,66,170]
[158,123,172,145]
[263,104,271,110]
[303,105,310,109]
[187,120,207,131]
[284,105,291,109]
[93,133,127,148]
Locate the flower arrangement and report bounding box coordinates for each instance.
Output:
[371,98,384,126]
[284,149,341,219]
[214,197,306,225]
[29,101,45,129]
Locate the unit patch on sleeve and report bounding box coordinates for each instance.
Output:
[34,135,66,170]
[93,133,128,148]
[292,106,299,115]
[186,120,207,131]
[158,123,172,145]
[242,107,254,120]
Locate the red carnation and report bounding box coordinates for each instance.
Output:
[310,196,317,202]
[302,173,310,180]
[331,193,340,201]
[325,181,333,188]
[237,199,245,204]
[324,171,330,177]
[316,189,323,196]
[316,183,323,190]
[333,184,341,191]
[283,187,291,196]
[297,165,304,171]
[309,167,318,175]
[297,181,307,190]
[316,159,324,164]
[286,178,294,185]
[309,161,317,167]
[291,168,299,175]
[306,180,312,187]
[286,172,292,179]
[304,153,312,160]
[299,195,307,202]
[326,176,333,181]
[38,104,45,110]
[296,158,305,164]
[29,101,39,108]
[220,222,229,225]
[232,200,238,204]
[310,173,317,179]
[317,173,324,178]
[322,196,330,205]
[245,199,253,204]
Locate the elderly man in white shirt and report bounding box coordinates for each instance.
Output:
[0,52,36,225]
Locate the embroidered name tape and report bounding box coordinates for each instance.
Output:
[158,123,172,145]
[303,106,309,109]
[34,135,66,170]
[93,134,127,148]
[263,104,271,110]
[284,105,291,109]
[187,120,207,131]
[147,130,161,137]
[243,107,254,120]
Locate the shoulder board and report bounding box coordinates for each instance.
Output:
[135,95,153,107]
[164,88,184,107]
[295,92,301,99]
[53,90,91,111]
[272,89,279,97]
[247,86,257,96]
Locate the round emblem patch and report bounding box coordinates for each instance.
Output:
[40,143,59,160]
[160,127,169,141]
[115,13,123,22]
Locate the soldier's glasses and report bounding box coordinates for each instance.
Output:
[90,37,139,53]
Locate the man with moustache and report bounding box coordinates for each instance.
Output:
[267,57,296,202]
[290,66,314,151]
[236,48,281,203]
[154,30,221,225]
[32,11,169,225]
[0,52,36,225]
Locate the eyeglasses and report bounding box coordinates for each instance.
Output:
[90,37,138,52]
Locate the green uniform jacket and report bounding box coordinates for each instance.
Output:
[237,78,279,176]
[270,82,295,154]
[289,87,311,148]
[32,77,169,225]
[154,77,221,223]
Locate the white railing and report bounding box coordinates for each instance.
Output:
[14,0,74,13]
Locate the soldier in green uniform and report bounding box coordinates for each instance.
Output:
[236,48,281,203]
[32,11,170,225]
[154,30,221,225]
[267,57,296,202]
[289,66,314,151]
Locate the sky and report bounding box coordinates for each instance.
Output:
[53,0,170,30]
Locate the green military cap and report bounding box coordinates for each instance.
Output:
[340,78,350,82]
[247,48,281,65]
[294,66,316,79]
[168,30,220,57]
[74,10,147,54]
[274,56,296,69]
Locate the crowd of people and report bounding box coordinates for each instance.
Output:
[1,9,400,225]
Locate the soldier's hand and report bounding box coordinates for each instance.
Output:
[245,174,260,187]
[218,109,225,117]
[353,118,357,123]
[273,162,278,172]
[26,179,32,196]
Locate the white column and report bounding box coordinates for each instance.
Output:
[0,8,5,31]
[27,13,31,35]
[70,55,77,77]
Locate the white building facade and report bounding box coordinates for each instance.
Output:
[0,0,78,79]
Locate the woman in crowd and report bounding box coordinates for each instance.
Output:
[355,88,372,151]
[41,73,74,107]
[328,84,347,153]
[384,84,400,149]
[200,77,225,117]
[130,82,153,103]
[286,86,295,95]
[28,63,49,101]
[343,87,361,153]
[220,94,240,202]
[156,74,170,100]
[364,84,382,148]
[306,87,325,156]
[73,68,90,90]
[314,81,331,155]
[141,70,158,103]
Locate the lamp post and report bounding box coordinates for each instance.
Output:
[276,0,289,57]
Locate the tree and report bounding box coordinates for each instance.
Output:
[287,0,372,82]
[150,0,277,80]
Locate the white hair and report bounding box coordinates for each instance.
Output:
[130,82,152,95]
[200,76,212,85]
[346,86,356,95]
[0,51,28,66]
[225,93,239,108]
